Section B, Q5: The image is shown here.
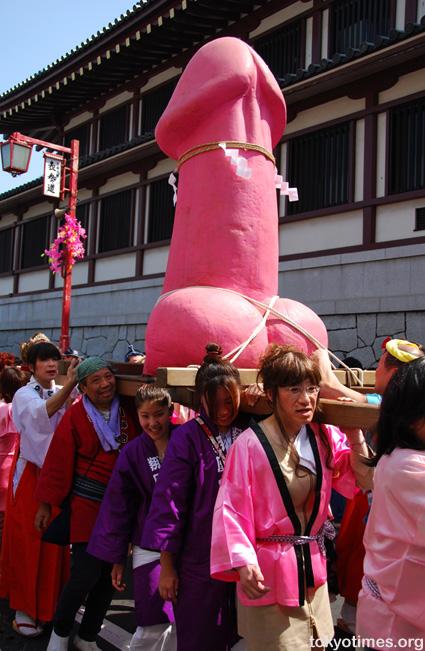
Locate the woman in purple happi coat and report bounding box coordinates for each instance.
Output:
[141,344,252,651]
[88,385,177,651]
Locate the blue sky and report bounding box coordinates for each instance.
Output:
[0,1,138,195]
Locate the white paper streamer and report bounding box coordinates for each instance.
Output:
[275,171,299,202]
[168,172,178,206]
[219,142,253,179]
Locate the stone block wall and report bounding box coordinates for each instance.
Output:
[0,276,162,361]
[323,311,422,369]
[1,310,423,370]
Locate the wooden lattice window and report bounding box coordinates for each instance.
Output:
[98,190,133,253]
[0,228,13,273]
[147,178,175,243]
[141,80,178,136]
[64,122,91,159]
[287,122,351,215]
[99,104,129,151]
[389,98,425,195]
[415,207,425,231]
[20,216,49,269]
[254,20,303,79]
[330,0,394,54]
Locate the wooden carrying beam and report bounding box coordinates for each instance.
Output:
[155,367,379,428]
[319,399,378,430]
[58,364,378,429]
[156,366,376,389]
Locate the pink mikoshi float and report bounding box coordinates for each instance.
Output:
[144,36,327,375]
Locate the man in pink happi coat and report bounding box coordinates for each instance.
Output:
[211,422,371,608]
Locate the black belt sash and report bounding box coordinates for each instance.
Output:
[251,420,323,606]
[302,426,323,590]
[73,474,108,502]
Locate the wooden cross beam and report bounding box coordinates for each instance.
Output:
[58,362,378,430]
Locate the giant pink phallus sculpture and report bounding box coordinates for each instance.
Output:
[144,37,327,374]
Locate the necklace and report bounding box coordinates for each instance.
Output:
[273,413,297,445]
[115,407,129,449]
[196,416,239,466]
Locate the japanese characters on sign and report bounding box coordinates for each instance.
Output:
[43,153,63,198]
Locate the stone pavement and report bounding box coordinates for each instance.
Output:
[0,592,357,650]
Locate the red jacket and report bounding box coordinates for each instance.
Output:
[36,396,139,542]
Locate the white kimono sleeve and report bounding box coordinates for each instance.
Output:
[12,387,62,468]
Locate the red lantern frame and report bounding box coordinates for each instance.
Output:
[1,131,79,352]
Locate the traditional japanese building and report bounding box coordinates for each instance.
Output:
[1,0,424,364]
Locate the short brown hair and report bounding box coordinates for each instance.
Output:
[20,332,51,363]
[27,342,61,367]
[258,344,321,395]
[258,345,332,469]
[135,384,172,409]
[0,366,28,403]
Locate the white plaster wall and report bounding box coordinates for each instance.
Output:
[54,262,89,288]
[143,187,151,244]
[0,213,17,227]
[19,270,50,292]
[285,97,365,135]
[147,159,176,179]
[73,261,90,286]
[0,277,13,296]
[379,69,425,104]
[396,0,407,29]
[95,254,136,282]
[376,199,425,242]
[128,104,134,140]
[76,189,93,202]
[376,113,387,198]
[305,17,313,67]
[95,120,100,153]
[24,202,52,219]
[279,210,363,255]
[418,0,425,21]
[143,246,169,275]
[99,91,134,114]
[321,9,329,58]
[65,111,93,131]
[132,190,141,246]
[137,98,143,136]
[355,119,365,202]
[279,143,289,218]
[98,172,140,195]
[250,1,312,39]
[141,67,182,94]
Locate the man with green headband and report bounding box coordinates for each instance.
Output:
[34,357,139,651]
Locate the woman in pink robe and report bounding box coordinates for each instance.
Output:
[356,357,425,646]
[211,345,373,651]
[0,366,27,546]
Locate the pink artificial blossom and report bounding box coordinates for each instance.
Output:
[44,212,86,274]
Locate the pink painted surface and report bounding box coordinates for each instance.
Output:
[144,37,327,374]
[0,402,19,512]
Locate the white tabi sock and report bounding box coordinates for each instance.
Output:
[46,630,70,651]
